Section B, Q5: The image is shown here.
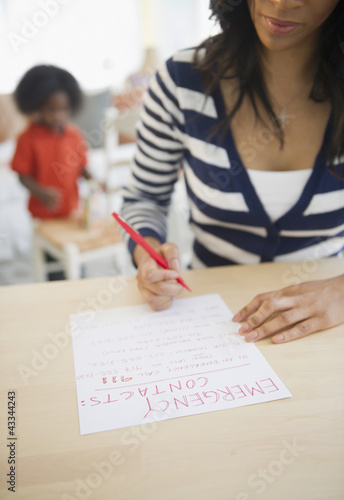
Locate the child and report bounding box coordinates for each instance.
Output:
[11,64,93,219]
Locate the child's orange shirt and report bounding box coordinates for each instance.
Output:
[11,122,88,218]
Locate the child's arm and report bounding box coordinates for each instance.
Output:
[81,168,92,181]
[19,174,62,212]
[80,168,106,190]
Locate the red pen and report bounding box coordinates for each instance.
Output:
[112,212,191,292]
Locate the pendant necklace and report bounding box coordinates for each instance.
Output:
[270,85,310,130]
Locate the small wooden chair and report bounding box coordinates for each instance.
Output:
[102,106,136,212]
[32,216,125,281]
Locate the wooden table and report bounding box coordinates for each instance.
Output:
[1,259,343,500]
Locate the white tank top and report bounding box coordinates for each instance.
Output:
[246,168,313,222]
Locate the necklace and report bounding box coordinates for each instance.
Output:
[274,105,296,129]
[269,85,311,130]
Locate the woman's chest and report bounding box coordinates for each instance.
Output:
[223,92,332,172]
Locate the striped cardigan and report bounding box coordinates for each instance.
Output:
[121,48,344,268]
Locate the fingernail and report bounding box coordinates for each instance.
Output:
[238,322,250,334]
[168,270,179,279]
[273,334,285,343]
[245,331,258,342]
[232,313,240,322]
[170,258,180,273]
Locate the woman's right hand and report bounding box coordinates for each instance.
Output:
[134,238,183,311]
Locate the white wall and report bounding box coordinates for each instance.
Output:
[150,0,219,61]
[1,0,143,92]
[0,0,218,93]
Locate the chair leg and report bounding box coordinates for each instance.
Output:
[64,243,81,280]
[32,234,46,282]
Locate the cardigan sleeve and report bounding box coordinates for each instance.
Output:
[120,57,187,255]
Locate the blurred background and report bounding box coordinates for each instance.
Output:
[0,0,219,285]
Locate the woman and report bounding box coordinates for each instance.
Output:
[120,0,344,343]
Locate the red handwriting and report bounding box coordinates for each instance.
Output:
[102,376,133,384]
[96,376,208,393]
[82,376,280,410]
[81,377,210,407]
[81,392,135,406]
[143,378,279,418]
[137,377,208,397]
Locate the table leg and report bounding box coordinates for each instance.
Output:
[32,233,47,282]
[64,243,80,280]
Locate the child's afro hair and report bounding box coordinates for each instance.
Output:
[14,64,83,115]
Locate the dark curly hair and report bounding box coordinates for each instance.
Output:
[194,0,344,174]
[14,65,83,115]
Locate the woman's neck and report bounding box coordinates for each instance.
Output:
[259,33,320,99]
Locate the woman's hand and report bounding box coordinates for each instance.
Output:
[134,238,183,311]
[232,274,344,343]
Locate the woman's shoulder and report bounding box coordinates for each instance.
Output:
[163,47,206,93]
[167,47,206,66]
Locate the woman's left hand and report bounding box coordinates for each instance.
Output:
[232,274,344,343]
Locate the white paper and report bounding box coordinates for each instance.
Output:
[70,294,292,435]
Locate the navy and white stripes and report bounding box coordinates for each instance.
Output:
[121,48,344,267]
